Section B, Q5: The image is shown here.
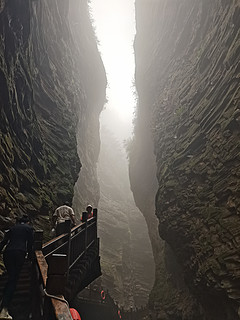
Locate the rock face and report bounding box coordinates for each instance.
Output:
[0,0,106,235]
[131,0,240,319]
[70,1,107,214]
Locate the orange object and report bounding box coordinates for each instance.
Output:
[101,290,105,300]
[70,308,81,320]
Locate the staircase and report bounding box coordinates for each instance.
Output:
[0,260,32,320]
[0,214,101,320]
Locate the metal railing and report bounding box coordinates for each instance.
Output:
[42,215,98,271]
[32,212,99,320]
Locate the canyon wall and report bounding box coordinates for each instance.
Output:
[70,1,107,214]
[0,0,106,236]
[130,0,240,319]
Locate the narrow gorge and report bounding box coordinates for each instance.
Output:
[0,0,240,319]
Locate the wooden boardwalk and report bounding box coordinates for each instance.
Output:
[0,213,101,320]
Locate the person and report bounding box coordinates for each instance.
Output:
[86,205,93,219]
[52,202,76,236]
[0,215,34,319]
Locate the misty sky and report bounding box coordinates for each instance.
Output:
[89,0,136,142]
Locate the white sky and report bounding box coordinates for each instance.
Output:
[89,0,136,141]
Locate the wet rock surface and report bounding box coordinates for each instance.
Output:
[0,0,106,234]
[131,0,240,319]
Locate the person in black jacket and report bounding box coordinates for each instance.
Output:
[0,215,34,319]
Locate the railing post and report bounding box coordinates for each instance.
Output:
[93,208,98,241]
[93,208,98,219]
[81,211,88,222]
[46,253,68,295]
[81,211,88,252]
[34,230,43,250]
[64,220,71,280]
[85,219,88,252]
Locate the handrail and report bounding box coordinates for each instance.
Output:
[33,214,99,319]
[69,239,95,270]
[43,232,69,249]
[42,217,97,272]
[42,233,69,257]
[69,218,97,270]
[35,250,73,320]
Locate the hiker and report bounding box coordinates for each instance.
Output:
[52,202,76,236]
[0,215,34,319]
[86,205,93,219]
[80,205,95,222]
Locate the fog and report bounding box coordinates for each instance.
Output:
[89,0,136,142]
[89,0,155,308]
[97,127,154,307]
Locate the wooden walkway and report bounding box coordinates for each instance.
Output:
[0,213,101,320]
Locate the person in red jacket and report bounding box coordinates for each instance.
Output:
[86,205,93,218]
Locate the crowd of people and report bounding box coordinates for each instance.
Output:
[0,202,95,319]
